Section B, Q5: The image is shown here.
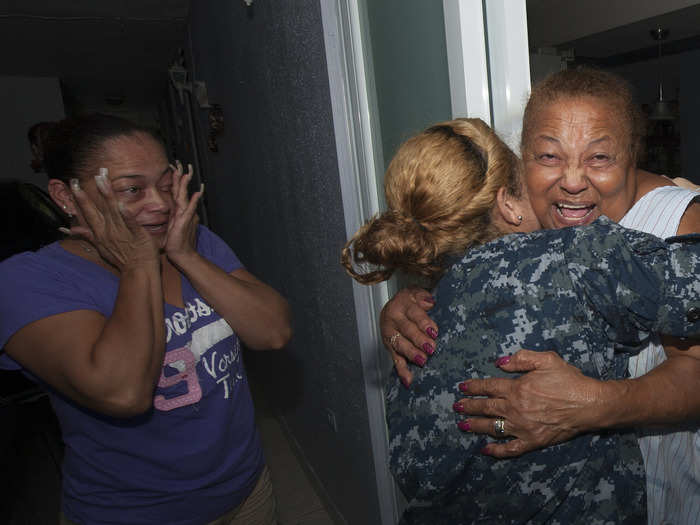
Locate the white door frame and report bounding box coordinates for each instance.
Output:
[320,1,396,523]
[443,0,531,150]
[322,1,531,523]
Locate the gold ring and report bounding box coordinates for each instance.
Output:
[389,332,401,351]
[494,418,506,436]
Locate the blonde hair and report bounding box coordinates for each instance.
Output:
[341,118,521,285]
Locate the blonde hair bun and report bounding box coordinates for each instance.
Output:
[342,118,520,285]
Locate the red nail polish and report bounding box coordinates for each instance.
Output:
[422,342,435,355]
[458,382,468,393]
[453,402,464,413]
[495,355,511,367]
[426,327,438,339]
[413,354,426,367]
[458,420,471,431]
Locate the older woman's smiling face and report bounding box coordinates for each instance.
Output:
[522,96,638,230]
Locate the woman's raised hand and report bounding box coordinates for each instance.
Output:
[164,160,203,265]
[379,288,439,386]
[67,169,159,271]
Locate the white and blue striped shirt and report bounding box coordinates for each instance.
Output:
[620,185,700,525]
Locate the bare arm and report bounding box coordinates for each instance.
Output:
[5,171,164,417]
[456,342,700,458]
[171,256,291,350]
[164,163,291,350]
[595,338,700,428]
[5,264,164,417]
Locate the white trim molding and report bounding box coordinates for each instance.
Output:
[443,0,491,123]
[483,0,531,151]
[320,1,396,524]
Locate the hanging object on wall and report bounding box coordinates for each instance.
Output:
[207,104,225,153]
[168,64,212,109]
[649,27,676,121]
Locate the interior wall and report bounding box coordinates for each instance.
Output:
[608,54,685,178]
[187,1,380,523]
[0,76,64,187]
[680,49,700,183]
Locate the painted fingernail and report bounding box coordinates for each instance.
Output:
[426,327,438,339]
[422,342,434,355]
[458,420,471,431]
[400,377,410,389]
[70,178,80,191]
[495,355,511,367]
[413,354,426,367]
[481,446,491,455]
[458,382,468,393]
[453,402,464,413]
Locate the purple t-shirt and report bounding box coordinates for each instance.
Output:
[0,226,264,525]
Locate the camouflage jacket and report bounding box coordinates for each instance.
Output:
[387,217,700,525]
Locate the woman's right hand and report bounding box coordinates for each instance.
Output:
[66,169,160,271]
[380,287,439,386]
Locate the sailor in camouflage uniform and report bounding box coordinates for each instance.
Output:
[387,217,700,525]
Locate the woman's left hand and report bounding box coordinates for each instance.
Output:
[454,349,603,458]
[164,161,204,264]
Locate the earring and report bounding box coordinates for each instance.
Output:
[517,215,523,224]
[63,204,73,219]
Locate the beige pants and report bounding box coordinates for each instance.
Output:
[61,465,277,525]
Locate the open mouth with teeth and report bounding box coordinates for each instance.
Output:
[142,222,168,234]
[554,203,596,223]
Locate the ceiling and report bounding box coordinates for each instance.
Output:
[2,1,699,112]
[0,0,189,109]
[527,0,700,65]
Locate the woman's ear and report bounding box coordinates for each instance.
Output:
[48,179,75,217]
[495,186,526,227]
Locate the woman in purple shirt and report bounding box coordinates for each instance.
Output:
[0,114,291,525]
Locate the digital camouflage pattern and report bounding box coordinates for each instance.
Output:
[387,217,700,525]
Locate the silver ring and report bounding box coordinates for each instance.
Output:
[494,418,506,437]
[389,332,401,351]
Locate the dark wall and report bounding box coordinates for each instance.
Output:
[680,49,700,184]
[187,1,381,523]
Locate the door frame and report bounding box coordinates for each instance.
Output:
[322,1,531,523]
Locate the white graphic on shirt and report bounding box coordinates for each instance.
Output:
[155,300,242,411]
[164,298,212,341]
